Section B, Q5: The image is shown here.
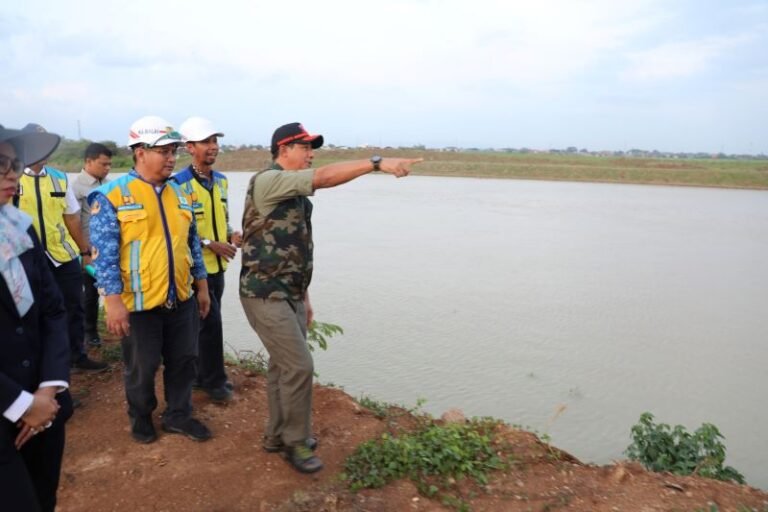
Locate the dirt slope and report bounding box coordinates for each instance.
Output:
[57,360,768,512]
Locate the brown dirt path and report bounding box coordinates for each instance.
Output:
[57,358,768,512]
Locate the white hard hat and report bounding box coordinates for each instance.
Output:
[127,115,182,147]
[179,117,224,143]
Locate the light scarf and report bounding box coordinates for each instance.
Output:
[0,204,35,316]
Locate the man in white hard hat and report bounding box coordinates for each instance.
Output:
[176,117,242,403]
[88,115,212,444]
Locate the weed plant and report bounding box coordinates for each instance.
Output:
[343,418,508,510]
[307,320,343,352]
[224,348,269,375]
[355,394,427,421]
[625,412,745,484]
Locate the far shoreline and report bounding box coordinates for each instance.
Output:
[51,148,768,191]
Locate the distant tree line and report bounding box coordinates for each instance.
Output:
[45,138,768,171]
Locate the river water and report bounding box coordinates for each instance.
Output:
[216,172,768,489]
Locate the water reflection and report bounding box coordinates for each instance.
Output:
[220,173,768,489]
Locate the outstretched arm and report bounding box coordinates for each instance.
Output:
[312,158,423,190]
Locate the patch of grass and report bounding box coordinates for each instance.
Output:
[625,412,745,484]
[224,347,269,375]
[343,417,509,511]
[98,342,123,364]
[355,394,428,421]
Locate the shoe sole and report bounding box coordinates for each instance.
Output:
[207,393,233,403]
[282,453,324,474]
[263,438,318,453]
[161,424,211,442]
[132,433,157,444]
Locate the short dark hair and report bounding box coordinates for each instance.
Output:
[84,142,113,161]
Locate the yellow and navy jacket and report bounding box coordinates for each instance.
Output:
[14,167,78,264]
[175,166,232,274]
[87,170,207,312]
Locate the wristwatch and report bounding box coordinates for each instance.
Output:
[201,239,211,247]
[370,155,382,171]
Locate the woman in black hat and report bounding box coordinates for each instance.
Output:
[0,124,73,512]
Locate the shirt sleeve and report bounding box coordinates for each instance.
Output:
[251,169,315,216]
[89,193,124,295]
[3,390,33,423]
[64,179,81,214]
[188,215,207,281]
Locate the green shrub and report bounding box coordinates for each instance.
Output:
[343,419,507,509]
[307,320,343,352]
[625,412,745,484]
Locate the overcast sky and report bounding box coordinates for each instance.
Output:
[2,0,767,154]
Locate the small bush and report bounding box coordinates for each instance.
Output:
[625,412,745,484]
[224,348,268,375]
[307,320,343,352]
[343,418,507,509]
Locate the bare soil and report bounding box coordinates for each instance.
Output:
[58,353,768,512]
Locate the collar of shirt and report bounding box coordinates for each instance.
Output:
[129,168,177,190]
[79,169,103,186]
[191,165,215,189]
[23,167,47,177]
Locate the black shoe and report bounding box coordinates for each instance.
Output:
[263,436,318,453]
[224,380,234,391]
[284,444,323,474]
[86,336,102,348]
[131,416,157,444]
[162,417,212,442]
[205,386,233,403]
[73,355,108,372]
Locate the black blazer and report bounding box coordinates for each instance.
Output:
[0,227,69,423]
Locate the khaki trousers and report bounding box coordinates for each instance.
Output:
[240,297,313,446]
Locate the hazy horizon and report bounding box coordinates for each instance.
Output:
[3,0,767,155]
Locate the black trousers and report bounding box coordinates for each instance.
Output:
[81,271,100,340]
[0,390,73,512]
[120,298,198,424]
[49,259,85,360]
[196,272,228,390]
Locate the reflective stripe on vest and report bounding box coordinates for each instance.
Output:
[103,174,195,312]
[183,174,229,274]
[16,168,78,263]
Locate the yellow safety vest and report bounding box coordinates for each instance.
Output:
[99,174,196,312]
[181,172,230,274]
[16,168,78,263]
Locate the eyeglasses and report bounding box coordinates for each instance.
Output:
[0,154,24,176]
[143,145,180,158]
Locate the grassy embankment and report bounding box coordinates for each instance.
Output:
[50,149,768,189]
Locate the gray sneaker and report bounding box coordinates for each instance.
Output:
[284,444,323,474]
[162,417,212,442]
[263,436,318,453]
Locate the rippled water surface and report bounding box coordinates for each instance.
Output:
[217,173,768,489]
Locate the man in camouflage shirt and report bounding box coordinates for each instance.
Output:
[239,122,421,474]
